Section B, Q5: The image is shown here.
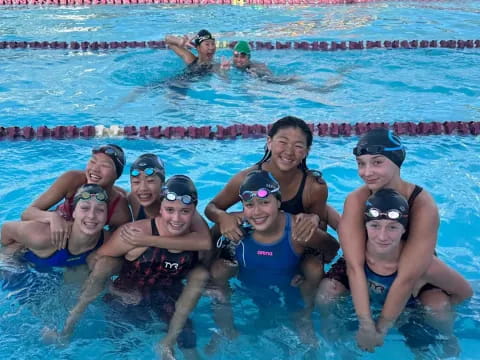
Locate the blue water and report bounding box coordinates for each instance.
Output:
[0,1,479,359]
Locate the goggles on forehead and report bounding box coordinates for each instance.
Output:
[239,187,279,202]
[163,191,195,205]
[353,144,404,156]
[365,208,406,221]
[130,167,158,177]
[93,146,124,163]
[76,191,108,203]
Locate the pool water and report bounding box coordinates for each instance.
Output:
[1,1,479,359]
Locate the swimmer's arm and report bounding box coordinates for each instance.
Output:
[421,257,473,305]
[96,223,138,257]
[205,169,249,223]
[1,221,52,251]
[21,171,85,223]
[340,189,374,328]
[165,35,196,65]
[107,195,133,229]
[128,212,212,251]
[377,191,439,334]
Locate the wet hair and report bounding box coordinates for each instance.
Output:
[256,116,313,172]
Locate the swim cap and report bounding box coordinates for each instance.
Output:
[239,170,281,201]
[353,128,406,168]
[364,188,409,228]
[130,154,165,182]
[73,184,109,208]
[162,175,198,205]
[233,41,251,56]
[92,144,126,179]
[193,29,214,47]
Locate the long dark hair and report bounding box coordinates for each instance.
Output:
[256,116,313,172]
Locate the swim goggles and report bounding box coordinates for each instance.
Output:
[353,144,404,156]
[239,186,280,202]
[93,145,125,166]
[162,190,195,205]
[75,191,108,203]
[365,208,406,221]
[130,167,157,177]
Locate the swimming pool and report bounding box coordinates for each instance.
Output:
[1,1,479,359]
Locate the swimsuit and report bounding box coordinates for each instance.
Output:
[23,231,104,268]
[136,205,147,221]
[234,213,302,309]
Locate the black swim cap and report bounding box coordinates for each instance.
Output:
[193,29,214,47]
[239,170,281,201]
[364,188,409,228]
[353,128,406,168]
[130,154,165,182]
[73,183,109,208]
[162,175,198,205]
[92,144,126,179]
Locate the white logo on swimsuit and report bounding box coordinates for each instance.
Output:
[164,261,179,270]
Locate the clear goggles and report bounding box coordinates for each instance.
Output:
[365,208,406,221]
[163,191,195,205]
[239,187,279,202]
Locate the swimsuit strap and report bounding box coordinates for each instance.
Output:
[408,185,423,208]
[151,218,160,236]
[106,195,121,224]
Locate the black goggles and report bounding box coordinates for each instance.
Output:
[365,208,406,221]
[353,144,403,156]
[93,146,125,165]
[163,191,195,205]
[239,187,280,202]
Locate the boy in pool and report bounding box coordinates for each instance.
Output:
[316,188,473,354]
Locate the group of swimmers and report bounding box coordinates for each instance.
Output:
[0,116,473,359]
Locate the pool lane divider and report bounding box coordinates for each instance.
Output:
[0,0,448,6]
[1,122,480,141]
[1,39,479,51]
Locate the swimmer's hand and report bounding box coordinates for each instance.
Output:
[120,224,146,247]
[182,34,195,49]
[220,56,231,71]
[41,326,69,347]
[157,339,177,360]
[218,213,244,243]
[356,324,384,352]
[49,212,72,250]
[292,213,319,243]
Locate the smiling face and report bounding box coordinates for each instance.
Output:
[130,172,163,208]
[356,154,400,192]
[365,219,405,255]
[159,199,195,236]
[72,198,108,236]
[266,127,309,172]
[233,52,250,69]
[85,153,117,187]
[242,194,281,232]
[197,39,216,62]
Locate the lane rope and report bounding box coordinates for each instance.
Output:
[1,121,480,141]
[1,39,479,51]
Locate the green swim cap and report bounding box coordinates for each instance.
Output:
[233,41,251,56]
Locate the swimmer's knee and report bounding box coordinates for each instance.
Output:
[210,259,237,280]
[188,266,210,285]
[315,278,347,306]
[419,289,452,313]
[301,255,325,282]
